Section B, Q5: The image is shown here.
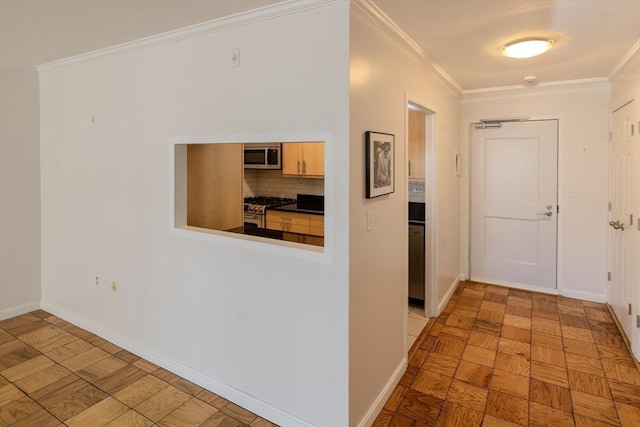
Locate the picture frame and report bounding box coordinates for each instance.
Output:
[365,131,395,198]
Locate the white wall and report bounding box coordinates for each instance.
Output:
[39,2,350,426]
[0,65,41,319]
[461,81,611,302]
[349,4,462,425]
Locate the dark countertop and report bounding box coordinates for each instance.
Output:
[268,196,324,216]
[268,202,324,216]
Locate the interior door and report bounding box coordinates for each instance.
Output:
[471,120,558,289]
[609,98,639,359]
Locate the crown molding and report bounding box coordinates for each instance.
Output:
[352,0,463,94]
[37,0,340,71]
[461,77,610,97]
[609,38,640,79]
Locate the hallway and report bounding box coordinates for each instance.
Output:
[375,281,640,426]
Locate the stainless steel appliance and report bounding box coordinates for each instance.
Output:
[243,196,295,228]
[409,202,425,301]
[243,144,282,169]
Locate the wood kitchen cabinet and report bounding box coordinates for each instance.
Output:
[266,210,324,237]
[187,144,243,231]
[282,142,324,178]
[408,110,426,179]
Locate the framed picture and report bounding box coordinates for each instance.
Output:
[365,131,395,198]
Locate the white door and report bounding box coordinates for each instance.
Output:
[471,120,558,289]
[609,98,639,360]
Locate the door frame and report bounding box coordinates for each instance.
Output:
[461,117,564,295]
[405,93,438,318]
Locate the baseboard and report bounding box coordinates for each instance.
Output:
[40,301,316,427]
[470,276,559,296]
[559,288,607,303]
[357,357,407,427]
[0,301,41,321]
[437,273,464,315]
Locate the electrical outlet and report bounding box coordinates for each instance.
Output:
[367,211,374,231]
[111,281,118,292]
[95,275,100,286]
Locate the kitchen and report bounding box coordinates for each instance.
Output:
[185,141,325,248]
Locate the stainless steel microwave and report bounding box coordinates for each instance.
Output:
[243,144,281,169]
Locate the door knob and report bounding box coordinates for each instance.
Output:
[537,212,552,217]
[609,220,624,230]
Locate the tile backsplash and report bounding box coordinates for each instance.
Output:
[408,179,426,203]
[244,169,324,199]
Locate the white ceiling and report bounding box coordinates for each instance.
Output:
[1,0,639,91]
[374,0,640,90]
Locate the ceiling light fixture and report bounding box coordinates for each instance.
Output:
[502,38,554,59]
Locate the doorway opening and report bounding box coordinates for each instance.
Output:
[406,101,437,351]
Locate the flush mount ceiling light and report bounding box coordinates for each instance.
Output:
[502,39,554,59]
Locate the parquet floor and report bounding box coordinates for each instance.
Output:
[0,310,276,426]
[375,281,640,427]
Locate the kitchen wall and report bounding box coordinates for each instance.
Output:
[244,169,324,199]
[38,1,350,426]
[0,65,41,319]
[349,3,462,425]
[461,80,611,302]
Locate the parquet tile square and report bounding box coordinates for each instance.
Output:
[220,402,258,425]
[608,379,640,406]
[435,401,483,427]
[615,401,640,427]
[489,369,528,399]
[467,331,499,351]
[44,383,109,421]
[1,354,55,382]
[505,305,532,318]
[384,385,408,412]
[601,359,640,385]
[446,379,488,412]
[65,396,128,427]
[454,360,493,389]
[8,408,63,427]
[494,352,530,377]
[422,352,459,377]
[133,384,191,422]
[501,325,531,343]
[503,314,532,329]
[571,390,621,426]
[113,374,169,407]
[530,360,569,387]
[532,318,562,336]
[568,369,612,398]
[0,394,42,425]
[563,336,599,357]
[530,378,572,412]
[476,309,504,324]
[485,389,528,426]
[482,414,522,426]
[433,335,466,359]
[531,345,566,366]
[412,369,452,399]
[60,347,110,372]
[566,353,605,375]
[498,337,530,357]
[461,344,496,368]
[445,314,475,330]
[531,332,563,351]
[13,362,71,394]
[157,397,218,427]
[561,325,595,343]
[195,388,230,409]
[104,409,154,427]
[529,401,574,427]
[45,339,93,363]
[396,389,444,425]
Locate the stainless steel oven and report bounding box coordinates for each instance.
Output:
[243,196,295,228]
